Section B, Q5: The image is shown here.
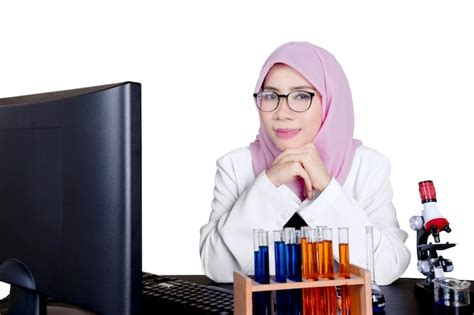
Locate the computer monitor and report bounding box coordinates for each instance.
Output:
[0,82,142,314]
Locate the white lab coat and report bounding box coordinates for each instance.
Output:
[199,145,410,285]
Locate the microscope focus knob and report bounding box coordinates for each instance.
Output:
[410,215,424,231]
[437,257,454,273]
[417,260,431,275]
[445,264,454,272]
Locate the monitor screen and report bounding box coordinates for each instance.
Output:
[0,82,142,314]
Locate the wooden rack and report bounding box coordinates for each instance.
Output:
[233,264,372,315]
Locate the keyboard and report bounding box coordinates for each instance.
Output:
[142,272,234,314]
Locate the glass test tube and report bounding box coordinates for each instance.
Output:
[319,227,336,315]
[291,231,303,314]
[314,226,326,315]
[338,227,351,315]
[338,227,350,278]
[315,226,325,277]
[366,226,375,282]
[275,230,290,314]
[308,228,319,280]
[253,229,271,314]
[323,227,335,279]
[258,230,270,284]
[289,230,302,281]
[301,226,311,280]
[283,227,295,279]
[366,226,386,313]
[273,230,286,283]
[253,229,262,281]
[303,228,320,315]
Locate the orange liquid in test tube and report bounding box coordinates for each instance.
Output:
[310,241,321,315]
[322,240,336,315]
[301,236,308,279]
[302,236,313,315]
[339,243,350,278]
[302,239,311,315]
[322,240,334,279]
[319,227,336,315]
[316,241,324,275]
[306,242,315,279]
[339,247,352,314]
[303,229,322,315]
[338,227,351,315]
[340,286,351,315]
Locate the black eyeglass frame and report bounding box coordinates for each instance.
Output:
[252,90,316,113]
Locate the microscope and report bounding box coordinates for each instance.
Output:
[409,180,455,291]
[409,181,472,313]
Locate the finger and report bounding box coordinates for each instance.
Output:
[278,154,318,186]
[293,162,313,193]
[274,153,308,166]
[272,148,306,165]
[273,144,318,166]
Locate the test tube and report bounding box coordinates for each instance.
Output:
[314,226,326,314]
[319,227,336,315]
[289,230,302,282]
[258,230,270,284]
[315,226,326,277]
[366,226,386,313]
[366,226,375,281]
[309,228,320,280]
[275,230,290,314]
[338,227,351,315]
[253,229,272,314]
[273,230,286,283]
[253,229,262,282]
[338,227,350,278]
[301,226,311,280]
[303,228,320,315]
[283,227,295,278]
[323,227,335,279]
[290,231,303,314]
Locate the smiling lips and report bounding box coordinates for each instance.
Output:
[274,128,301,139]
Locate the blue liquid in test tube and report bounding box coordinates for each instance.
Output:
[253,229,263,283]
[258,245,269,284]
[274,241,286,283]
[288,229,302,282]
[283,228,294,280]
[273,230,286,283]
[254,250,261,283]
[254,230,269,284]
[290,242,302,282]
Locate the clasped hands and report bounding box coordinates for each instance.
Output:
[266,143,331,199]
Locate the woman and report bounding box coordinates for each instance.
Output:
[199,41,410,285]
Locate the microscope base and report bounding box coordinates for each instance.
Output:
[414,280,473,315]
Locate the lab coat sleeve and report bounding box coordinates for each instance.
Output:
[298,156,410,285]
[199,151,300,283]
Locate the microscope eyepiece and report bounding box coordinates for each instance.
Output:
[419,180,437,203]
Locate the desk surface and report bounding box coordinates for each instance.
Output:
[178,275,474,314]
[1,276,472,314]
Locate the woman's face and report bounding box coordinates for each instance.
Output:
[259,63,323,151]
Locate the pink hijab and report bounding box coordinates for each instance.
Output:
[249,42,362,200]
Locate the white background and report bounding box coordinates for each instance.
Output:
[1,0,474,298]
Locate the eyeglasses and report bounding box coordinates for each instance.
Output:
[253,90,316,113]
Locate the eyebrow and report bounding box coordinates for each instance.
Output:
[263,85,317,92]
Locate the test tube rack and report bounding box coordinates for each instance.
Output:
[233,263,372,315]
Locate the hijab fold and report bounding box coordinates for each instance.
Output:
[249,42,362,200]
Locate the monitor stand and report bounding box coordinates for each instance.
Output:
[0,258,46,315]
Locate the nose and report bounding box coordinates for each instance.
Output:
[273,96,293,120]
